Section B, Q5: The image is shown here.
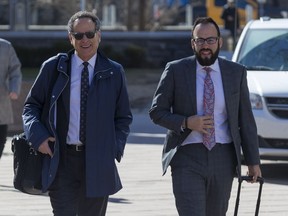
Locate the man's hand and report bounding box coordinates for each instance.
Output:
[38,137,55,157]
[9,92,18,100]
[186,115,214,134]
[247,165,262,183]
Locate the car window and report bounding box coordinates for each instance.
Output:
[237,29,288,71]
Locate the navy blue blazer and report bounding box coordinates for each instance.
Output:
[23,50,132,196]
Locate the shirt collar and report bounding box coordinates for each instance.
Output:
[73,52,97,68]
[196,58,219,73]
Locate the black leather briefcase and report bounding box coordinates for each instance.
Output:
[11,133,43,195]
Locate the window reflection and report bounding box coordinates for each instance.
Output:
[238,30,288,71]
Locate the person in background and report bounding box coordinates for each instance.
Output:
[0,38,22,160]
[22,11,132,216]
[149,17,261,216]
[221,0,240,41]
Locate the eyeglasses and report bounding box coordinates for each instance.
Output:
[193,37,219,46]
[70,31,97,40]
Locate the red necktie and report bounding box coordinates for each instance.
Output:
[203,67,216,150]
[79,62,89,144]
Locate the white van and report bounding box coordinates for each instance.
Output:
[232,17,288,160]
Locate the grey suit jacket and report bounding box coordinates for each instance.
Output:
[0,38,22,125]
[149,56,260,176]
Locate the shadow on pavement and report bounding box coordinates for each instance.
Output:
[108,197,132,204]
[0,184,15,193]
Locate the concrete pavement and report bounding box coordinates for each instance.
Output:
[1,125,288,215]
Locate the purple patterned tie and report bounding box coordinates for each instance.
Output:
[203,67,216,150]
[80,62,89,144]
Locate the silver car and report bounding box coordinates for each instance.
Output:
[232,17,288,160]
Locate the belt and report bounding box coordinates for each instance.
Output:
[66,144,85,152]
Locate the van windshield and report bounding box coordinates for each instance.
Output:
[237,29,288,71]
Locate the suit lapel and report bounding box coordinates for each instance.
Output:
[218,58,234,117]
[183,56,197,115]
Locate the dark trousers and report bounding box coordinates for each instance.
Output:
[49,148,108,216]
[0,125,8,159]
[170,143,237,216]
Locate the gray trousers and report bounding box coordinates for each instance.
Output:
[170,143,237,216]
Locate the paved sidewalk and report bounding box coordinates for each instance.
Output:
[1,137,288,216]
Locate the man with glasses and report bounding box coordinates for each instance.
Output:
[23,11,132,216]
[149,17,261,216]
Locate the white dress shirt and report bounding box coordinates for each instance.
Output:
[66,53,96,144]
[182,59,232,146]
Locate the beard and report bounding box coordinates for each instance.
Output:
[194,45,220,66]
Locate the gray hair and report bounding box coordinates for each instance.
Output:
[67,11,101,32]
